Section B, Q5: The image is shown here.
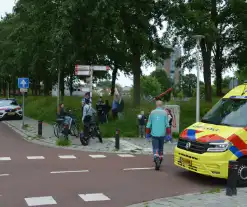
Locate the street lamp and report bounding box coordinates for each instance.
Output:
[192,35,204,122]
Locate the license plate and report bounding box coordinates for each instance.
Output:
[180,157,191,166]
[8,112,15,116]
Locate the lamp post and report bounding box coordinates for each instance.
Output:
[192,35,204,122]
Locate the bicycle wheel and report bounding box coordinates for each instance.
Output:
[53,123,59,138]
[71,123,79,137]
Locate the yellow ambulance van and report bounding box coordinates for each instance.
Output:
[174,82,247,186]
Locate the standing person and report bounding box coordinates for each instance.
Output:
[117,96,124,120]
[112,98,118,120]
[81,92,91,114]
[103,100,111,123]
[165,108,173,143]
[96,96,105,124]
[137,111,147,138]
[146,100,169,170]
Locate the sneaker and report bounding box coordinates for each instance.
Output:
[154,157,161,170]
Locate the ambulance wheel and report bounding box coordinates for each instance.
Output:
[237,158,247,187]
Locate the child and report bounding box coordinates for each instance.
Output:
[165,108,173,143]
[137,111,147,138]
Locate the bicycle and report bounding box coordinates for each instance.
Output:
[53,109,79,138]
[80,115,103,146]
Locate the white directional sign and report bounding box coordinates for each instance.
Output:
[20,88,28,93]
[75,65,110,75]
[76,71,91,76]
[92,65,110,71]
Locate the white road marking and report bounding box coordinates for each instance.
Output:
[123,167,154,171]
[117,154,135,157]
[0,157,11,161]
[0,174,9,177]
[50,170,89,174]
[58,155,76,159]
[89,155,106,158]
[79,193,110,201]
[27,156,45,160]
[25,196,57,206]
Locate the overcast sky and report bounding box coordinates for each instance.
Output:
[0,0,233,87]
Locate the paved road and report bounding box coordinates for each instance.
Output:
[0,122,225,207]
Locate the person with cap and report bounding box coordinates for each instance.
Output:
[146,100,169,170]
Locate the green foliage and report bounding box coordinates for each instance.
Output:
[150,70,171,101]
[56,138,72,146]
[181,74,197,97]
[8,95,221,138]
[140,76,161,98]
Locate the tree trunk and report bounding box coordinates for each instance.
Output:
[111,67,118,96]
[215,40,223,96]
[69,74,73,96]
[132,48,141,107]
[60,70,64,101]
[200,40,212,103]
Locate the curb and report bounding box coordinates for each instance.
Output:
[3,121,175,155]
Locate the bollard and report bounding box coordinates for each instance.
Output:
[115,129,120,150]
[38,120,43,136]
[63,124,69,140]
[226,160,238,196]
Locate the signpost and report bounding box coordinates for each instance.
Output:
[75,65,110,97]
[18,78,29,128]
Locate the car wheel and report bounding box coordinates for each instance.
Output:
[237,158,247,187]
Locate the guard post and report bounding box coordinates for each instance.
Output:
[226,160,238,196]
[38,120,43,137]
[115,129,120,150]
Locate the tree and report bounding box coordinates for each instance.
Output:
[181,74,197,97]
[140,76,161,98]
[151,69,171,101]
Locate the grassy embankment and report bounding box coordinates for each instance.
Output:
[5,95,220,138]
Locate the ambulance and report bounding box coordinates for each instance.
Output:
[174,81,247,186]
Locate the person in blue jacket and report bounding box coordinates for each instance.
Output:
[146,100,169,170]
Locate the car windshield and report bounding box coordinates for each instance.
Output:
[201,98,247,127]
[0,100,18,107]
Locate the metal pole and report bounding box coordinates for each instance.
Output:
[57,69,61,112]
[22,92,24,128]
[90,66,93,99]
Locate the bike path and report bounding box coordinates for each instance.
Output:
[0,123,224,207]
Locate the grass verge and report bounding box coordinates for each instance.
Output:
[5,95,220,138]
[56,138,72,146]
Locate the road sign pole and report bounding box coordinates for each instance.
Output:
[90,66,93,98]
[21,91,25,129]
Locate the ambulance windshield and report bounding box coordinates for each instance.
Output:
[201,98,247,127]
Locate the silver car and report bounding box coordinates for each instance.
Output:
[0,99,23,120]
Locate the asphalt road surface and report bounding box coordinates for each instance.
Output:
[0,122,225,207]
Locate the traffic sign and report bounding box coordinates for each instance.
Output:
[76,71,91,76]
[75,65,110,75]
[20,88,28,93]
[92,65,110,71]
[18,78,29,89]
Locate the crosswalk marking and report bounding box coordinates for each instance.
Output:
[123,167,154,171]
[25,196,57,206]
[117,154,135,157]
[58,155,76,159]
[89,155,106,158]
[27,156,45,160]
[0,157,11,161]
[0,174,9,177]
[50,170,89,174]
[79,193,110,201]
